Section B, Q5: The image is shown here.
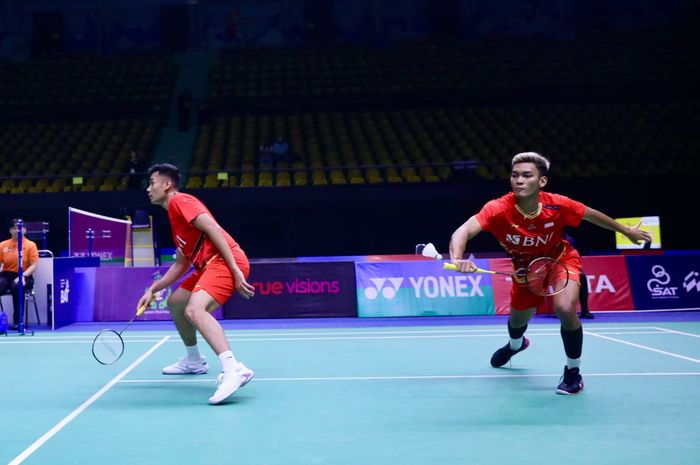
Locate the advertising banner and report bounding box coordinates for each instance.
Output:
[627,255,700,310]
[355,260,494,317]
[488,258,518,315]
[53,257,99,329]
[93,266,223,321]
[492,256,634,314]
[581,256,634,311]
[615,216,662,249]
[224,262,357,319]
[68,207,132,265]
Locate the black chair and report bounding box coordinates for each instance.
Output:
[0,286,40,326]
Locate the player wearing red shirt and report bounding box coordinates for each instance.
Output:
[449,152,650,394]
[138,164,256,405]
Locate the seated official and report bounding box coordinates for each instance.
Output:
[0,219,39,329]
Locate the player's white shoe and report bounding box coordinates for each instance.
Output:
[208,363,255,405]
[162,356,209,375]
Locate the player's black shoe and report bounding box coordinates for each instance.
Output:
[580,310,595,319]
[490,337,530,367]
[556,366,584,395]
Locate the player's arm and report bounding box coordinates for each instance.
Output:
[22,244,40,279]
[583,207,652,244]
[137,249,189,310]
[192,213,255,299]
[449,215,482,272]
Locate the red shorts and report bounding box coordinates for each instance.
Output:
[179,252,250,306]
[510,244,582,311]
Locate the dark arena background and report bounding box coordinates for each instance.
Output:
[1,1,699,465]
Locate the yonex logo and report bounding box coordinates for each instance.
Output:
[364,276,484,300]
[364,278,404,300]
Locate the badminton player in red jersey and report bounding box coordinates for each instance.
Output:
[137,163,256,404]
[449,152,651,394]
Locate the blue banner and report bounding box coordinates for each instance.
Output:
[53,257,99,329]
[626,255,700,310]
[355,260,494,317]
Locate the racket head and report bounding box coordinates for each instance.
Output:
[92,329,125,365]
[525,257,570,296]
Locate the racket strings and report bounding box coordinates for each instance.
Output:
[92,330,125,365]
[526,259,569,296]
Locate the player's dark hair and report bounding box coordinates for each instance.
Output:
[9,218,24,228]
[147,163,181,188]
[512,152,550,177]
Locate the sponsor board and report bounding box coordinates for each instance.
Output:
[356,260,494,317]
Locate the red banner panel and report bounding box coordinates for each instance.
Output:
[491,256,633,315]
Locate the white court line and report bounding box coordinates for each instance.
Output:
[7,336,170,465]
[25,325,670,340]
[585,331,700,364]
[0,330,670,344]
[119,371,700,383]
[652,326,700,338]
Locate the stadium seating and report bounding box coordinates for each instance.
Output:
[0,119,160,194]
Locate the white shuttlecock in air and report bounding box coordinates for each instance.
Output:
[421,242,443,260]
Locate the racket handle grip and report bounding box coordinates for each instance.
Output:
[443,263,459,271]
[136,295,155,317]
[136,304,147,317]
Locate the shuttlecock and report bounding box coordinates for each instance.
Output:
[422,242,443,260]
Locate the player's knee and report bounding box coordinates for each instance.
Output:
[183,304,204,322]
[167,294,187,314]
[555,306,578,325]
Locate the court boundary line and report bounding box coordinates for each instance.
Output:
[118,371,700,383]
[652,326,700,338]
[0,331,671,344]
[7,336,170,465]
[0,326,680,344]
[585,331,700,364]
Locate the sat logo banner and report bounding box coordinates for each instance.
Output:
[626,255,700,310]
[355,260,495,317]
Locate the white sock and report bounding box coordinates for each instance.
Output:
[185,344,202,362]
[509,337,523,351]
[567,357,581,369]
[218,350,239,373]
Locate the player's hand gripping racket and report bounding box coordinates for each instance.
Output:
[444,257,570,297]
[91,301,149,365]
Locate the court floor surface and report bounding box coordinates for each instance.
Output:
[2,313,699,465]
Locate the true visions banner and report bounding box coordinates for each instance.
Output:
[356,260,495,317]
[224,261,357,319]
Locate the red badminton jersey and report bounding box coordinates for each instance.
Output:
[168,192,245,269]
[474,192,586,269]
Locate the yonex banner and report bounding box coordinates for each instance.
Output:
[626,255,700,310]
[355,260,494,317]
[224,261,357,319]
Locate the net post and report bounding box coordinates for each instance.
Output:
[17,219,24,334]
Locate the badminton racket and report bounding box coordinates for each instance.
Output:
[443,256,571,297]
[92,301,149,365]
